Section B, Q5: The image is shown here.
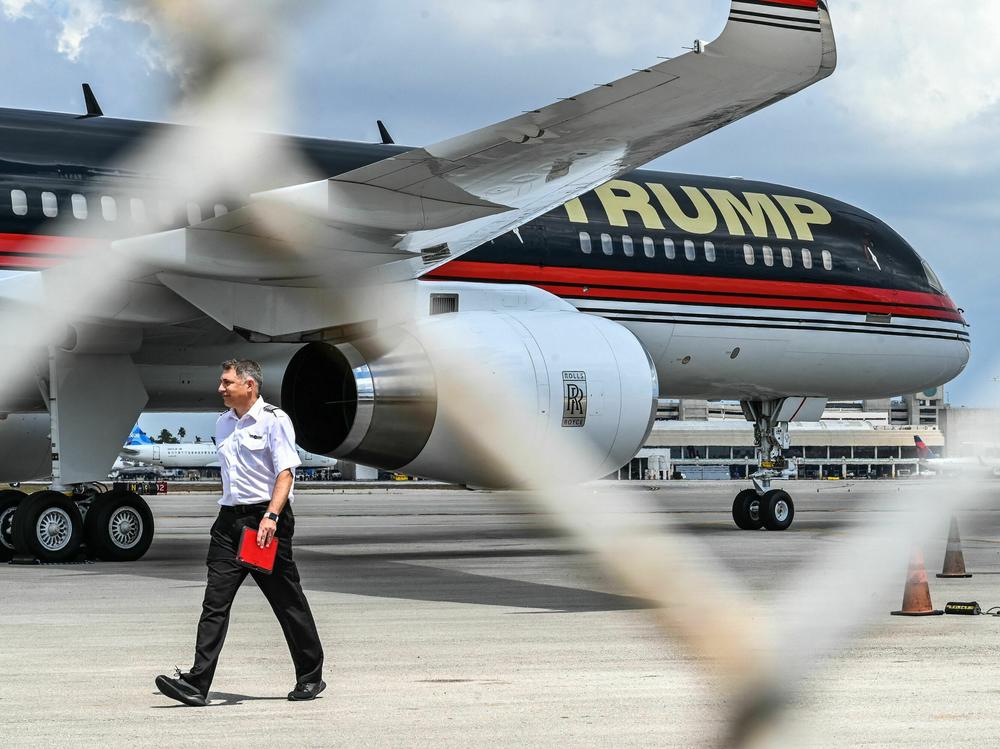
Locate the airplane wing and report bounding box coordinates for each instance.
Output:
[116,0,835,290]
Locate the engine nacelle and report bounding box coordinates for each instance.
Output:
[281,311,658,487]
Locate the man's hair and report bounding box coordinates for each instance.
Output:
[222,358,263,392]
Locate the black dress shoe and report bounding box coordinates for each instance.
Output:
[155,673,208,707]
[288,680,326,701]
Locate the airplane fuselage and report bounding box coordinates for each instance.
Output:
[0,108,970,409]
[119,442,337,470]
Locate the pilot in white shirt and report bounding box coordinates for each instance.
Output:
[156,358,325,707]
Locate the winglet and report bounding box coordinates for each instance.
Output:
[81,83,103,118]
[377,120,394,145]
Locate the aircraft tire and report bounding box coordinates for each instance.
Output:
[0,489,27,562]
[732,489,764,530]
[85,490,154,562]
[760,489,794,531]
[12,490,84,563]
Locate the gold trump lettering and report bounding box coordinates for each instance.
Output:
[563,197,589,223]
[561,181,833,243]
[773,195,832,242]
[593,180,665,230]
[646,183,718,235]
[705,189,793,240]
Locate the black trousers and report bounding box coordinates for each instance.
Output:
[184,503,324,696]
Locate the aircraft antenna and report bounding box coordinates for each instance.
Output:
[80,83,103,118]
[376,119,394,144]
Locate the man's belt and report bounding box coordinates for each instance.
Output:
[220,502,269,516]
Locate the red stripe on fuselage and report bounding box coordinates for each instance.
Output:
[0,232,104,270]
[424,260,965,323]
[757,0,818,8]
[0,232,98,255]
[535,285,962,322]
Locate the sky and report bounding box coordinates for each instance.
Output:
[0,0,998,432]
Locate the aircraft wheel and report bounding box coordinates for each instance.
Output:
[732,489,764,530]
[85,490,154,562]
[0,489,27,562]
[760,489,794,531]
[13,490,84,563]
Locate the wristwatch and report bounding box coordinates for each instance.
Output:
[264,511,280,523]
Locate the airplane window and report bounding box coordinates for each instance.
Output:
[579,232,592,254]
[762,245,774,267]
[663,238,676,260]
[41,192,57,218]
[704,241,716,262]
[187,202,203,225]
[821,249,832,270]
[601,233,613,255]
[10,189,27,216]
[71,194,88,220]
[781,247,793,268]
[643,236,655,258]
[130,198,147,223]
[684,239,696,261]
[801,248,813,269]
[101,196,118,221]
[743,244,755,265]
[622,235,634,257]
[214,204,228,217]
[920,257,945,293]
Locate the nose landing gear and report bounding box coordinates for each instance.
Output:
[730,398,824,532]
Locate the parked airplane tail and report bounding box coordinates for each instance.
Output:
[913,435,934,460]
[126,426,155,446]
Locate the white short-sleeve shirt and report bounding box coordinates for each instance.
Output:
[216,397,302,506]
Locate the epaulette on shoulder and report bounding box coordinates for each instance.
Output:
[263,404,286,417]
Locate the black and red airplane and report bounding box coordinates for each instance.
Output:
[0,0,970,565]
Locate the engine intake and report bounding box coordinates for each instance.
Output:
[280,329,436,469]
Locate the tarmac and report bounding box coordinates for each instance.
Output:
[3,479,1000,747]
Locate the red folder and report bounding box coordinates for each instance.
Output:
[237,527,278,574]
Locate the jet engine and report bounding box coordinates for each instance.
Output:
[281,311,658,487]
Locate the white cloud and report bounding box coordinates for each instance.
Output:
[118,4,186,79]
[1,0,175,69]
[2,0,111,62]
[0,0,33,18]
[831,2,1000,148]
[55,0,106,61]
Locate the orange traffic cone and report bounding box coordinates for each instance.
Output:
[937,516,973,578]
[891,548,943,616]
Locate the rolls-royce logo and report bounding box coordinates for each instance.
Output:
[562,371,587,427]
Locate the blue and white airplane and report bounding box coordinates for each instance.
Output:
[120,427,338,470]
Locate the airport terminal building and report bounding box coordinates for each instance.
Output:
[618,390,952,480]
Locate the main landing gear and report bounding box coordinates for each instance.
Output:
[730,397,825,532]
[1,485,154,564]
[2,344,155,564]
